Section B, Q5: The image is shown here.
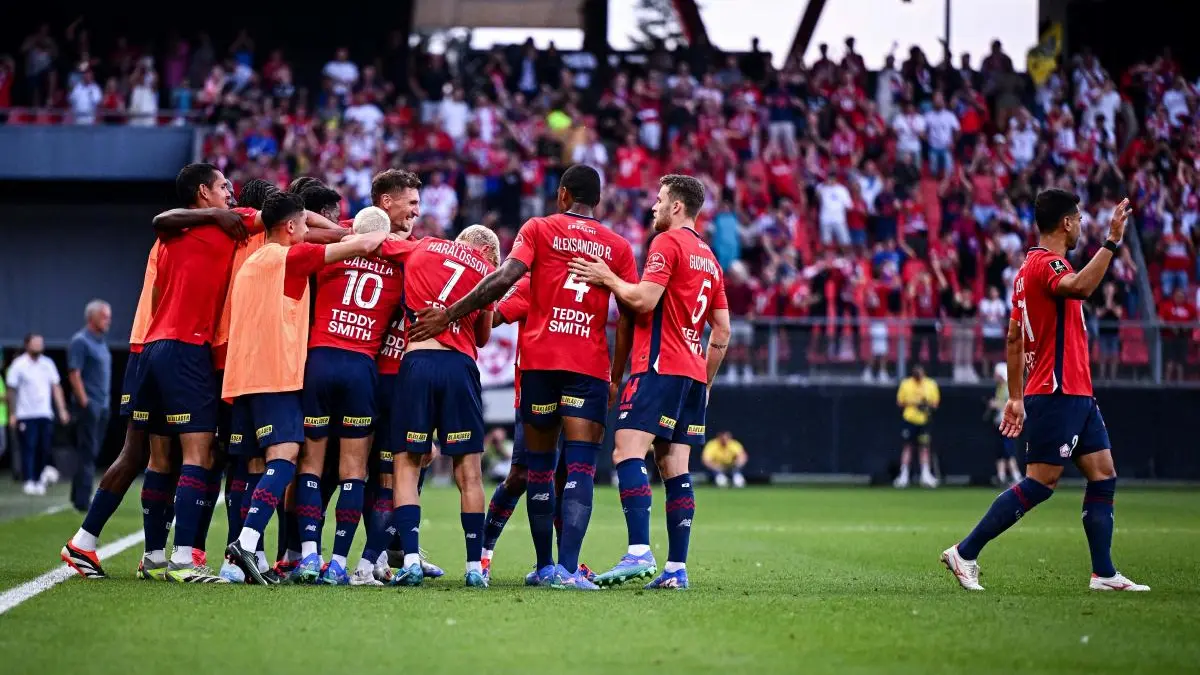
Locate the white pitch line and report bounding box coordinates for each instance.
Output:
[40,504,72,517]
[0,531,145,616]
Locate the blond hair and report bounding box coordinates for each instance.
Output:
[352,206,390,234]
[456,224,501,267]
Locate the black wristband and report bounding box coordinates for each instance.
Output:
[1102,240,1120,252]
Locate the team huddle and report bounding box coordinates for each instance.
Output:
[58,162,731,590]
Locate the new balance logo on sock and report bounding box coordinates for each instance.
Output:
[466,533,477,539]
[410,527,419,532]
[305,525,317,532]
[565,481,577,490]
[386,526,397,535]
[249,507,259,514]
[677,519,692,528]
[531,493,550,501]
[682,483,690,488]
[336,529,346,537]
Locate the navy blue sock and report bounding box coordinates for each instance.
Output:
[192,465,223,551]
[141,471,174,553]
[616,458,652,548]
[394,504,421,561]
[332,479,364,562]
[554,448,567,542]
[318,473,338,552]
[557,441,598,574]
[362,487,394,564]
[525,451,557,569]
[81,488,122,539]
[462,512,485,563]
[664,474,696,564]
[1083,478,1117,577]
[484,483,522,550]
[243,459,295,536]
[172,464,207,550]
[295,473,323,551]
[239,472,263,535]
[225,463,249,545]
[417,467,428,494]
[958,477,1054,560]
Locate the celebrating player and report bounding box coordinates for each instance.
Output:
[222,192,387,585]
[408,165,638,590]
[377,225,500,587]
[568,174,731,590]
[941,190,1149,592]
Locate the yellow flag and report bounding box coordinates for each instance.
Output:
[1026,23,1063,86]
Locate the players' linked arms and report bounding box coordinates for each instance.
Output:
[304,227,349,244]
[610,308,635,406]
[706,308,732,387]
[152,207,250,241]
[409,258,528,343]
[323,231,389,264]
[568,254,665,313]
[304,210,344,231]
[1000,318,1025,438]
[474,311,493,347]
[1054,198,1130,299]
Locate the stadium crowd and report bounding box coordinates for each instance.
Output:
[5,20,1200,382]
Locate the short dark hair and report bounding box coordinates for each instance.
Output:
[300,184,342,215]
[371,169,422,204]
[659,174,706,218]
[239,179,279,210]
[288,176,322,194]
[560,164,601,207]
[23,333,41,348]
[1034,188,1081,234]
[261,192,306,231]
[175,163,221,205]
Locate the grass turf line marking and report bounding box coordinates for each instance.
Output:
[0,531,145,616]
[40,504,72,516]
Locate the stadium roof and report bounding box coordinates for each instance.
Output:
[415,0,584,30]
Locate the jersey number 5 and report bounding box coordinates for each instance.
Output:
[341,270,383,310]
[690,279,713,325]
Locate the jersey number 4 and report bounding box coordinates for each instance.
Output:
[341,270,383,309]
[563,273,591,302]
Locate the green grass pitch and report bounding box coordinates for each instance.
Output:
[1,484,1197,674]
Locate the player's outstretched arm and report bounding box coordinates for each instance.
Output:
[322,231,389,264]
[304,210,345,231]
[1054,198,1130,299]
[705,308,731,387]
[408,259,528,343]
[999,319,1025,438]
[568,254,665,314]
[153,207,250,241]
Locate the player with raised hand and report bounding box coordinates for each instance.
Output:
[408,165,638,590]
[376,225,500,587]
[941,190,1149,592]
[568,174,731,590]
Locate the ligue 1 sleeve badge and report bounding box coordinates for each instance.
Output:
[1049,259,1068,275]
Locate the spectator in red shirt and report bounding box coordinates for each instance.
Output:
[907,270,940,373]
[1158,225,1194,295]
[1160,288,1197,381]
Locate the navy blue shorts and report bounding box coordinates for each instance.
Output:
[511,407,527,467]
[391,350,484,456]
[302,347,378,440]
[901,421,930,445]
[520,370,609,429]
[1024,394,1111,466]
[615,371,707,446]
[215,371,235,447]
[373,373,398,473]
[227,392,305,457]
[132,340,218,435]
[119,351,141,418]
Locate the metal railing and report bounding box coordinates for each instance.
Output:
[0,107,204,126]
[708,317,1200,387]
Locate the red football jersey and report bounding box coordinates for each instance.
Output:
[631,228,728,383]
[495,274,532,408]
[395,238,496,359]
[1010,247,1092,396]
[146,209,259,346]
[376,310,406,375]
[308,253,405,357]
[508,213,638,380]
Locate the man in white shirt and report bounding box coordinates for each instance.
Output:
[6,334,69,495]
[1008,115,1039,171]
[69,69,102,125]
[438,87,471,144]
[816,174,853,246]
[420,171,459,234]
[923,93,959,178]
[343,92,384,134]
[891,102,926,167]
[322,47,359,98]
[571,128,609,188]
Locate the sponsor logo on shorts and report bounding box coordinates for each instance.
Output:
[406,431,429,443]
[120,394,131,405]
[379,451,394,461]
[165,413,192,425]
[304,416,330,427]
[560,396,585,408]
[686,424,705,436]
[445,431,472,444]
[658,416,677,430]
[132,410,149,422]
[229,433,243,444]
[342,416,372,427]
[531,402,558,415]
[256,425,274,440]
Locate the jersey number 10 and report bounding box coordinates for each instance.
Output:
[341,270,383,310]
